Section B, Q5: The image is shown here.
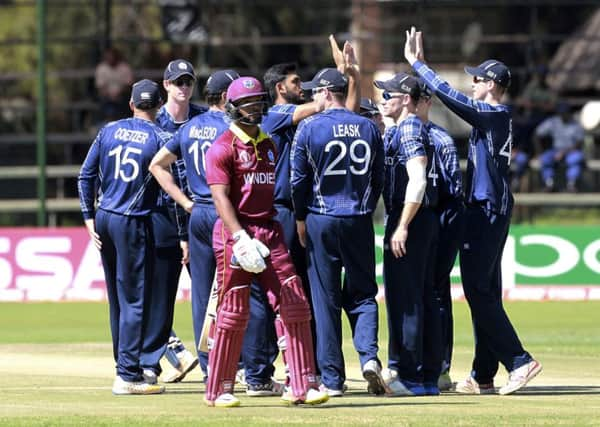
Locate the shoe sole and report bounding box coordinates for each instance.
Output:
[363,370,386,395]
[246,390,282,397]
[112,386,165,395]
[281,393,330,405]
[164,358,199,383]
[499,362,543,395]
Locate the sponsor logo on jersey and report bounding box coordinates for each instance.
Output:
[238,149,253,169]
[243,172,275,185]
[114,128,149,144]
[267,149,275,165]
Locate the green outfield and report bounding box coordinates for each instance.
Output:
[1,301,599,426]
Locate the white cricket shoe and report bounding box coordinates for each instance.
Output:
[162,349,198,383]
[455,376,495,395]
[204,392,240,408]
[142,369,157,385]
[381,368,424,396]
[362,359,386,395]
[112,376,165,395]
[281,387,329,405]
[235,368,247,386]
[318,383,347,397]
[499,359,543,395]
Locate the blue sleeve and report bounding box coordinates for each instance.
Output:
[398,117,426,161]
[165,128,182,157]
[263,105,295,133]
[78,130,102,220]
[290,122,311,221]
[413,60,494,131]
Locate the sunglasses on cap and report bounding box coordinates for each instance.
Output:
[473,76,491,84]
[171,77,195,87]
[382,91,404,101]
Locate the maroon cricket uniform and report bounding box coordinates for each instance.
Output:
[204,123,317,402]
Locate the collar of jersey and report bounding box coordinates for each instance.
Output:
[230,122,270,146]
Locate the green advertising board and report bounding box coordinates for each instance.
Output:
[374,225,600,286]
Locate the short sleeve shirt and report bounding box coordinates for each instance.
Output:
[206,123,278,220]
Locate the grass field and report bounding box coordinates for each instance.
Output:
[1,301,599,426]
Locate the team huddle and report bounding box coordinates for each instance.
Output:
[78,27,542,407]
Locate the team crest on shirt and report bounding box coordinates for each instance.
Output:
[267,149,275,165]
[238,149,253,169]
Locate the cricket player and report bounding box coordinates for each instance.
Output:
[291,68,386,396]
[142,59,207,384]
[376,72,441,397]
[203,76,328,407]
[405,26,542,395]
[415,80,465,391]
[149,69,239,383]
[78,79,165,395]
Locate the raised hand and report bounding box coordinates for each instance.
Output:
[329,34,345,72]
[404,26,419,65]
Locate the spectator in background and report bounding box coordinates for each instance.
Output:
[535,102,586,192]
[95,47,135,122]
[510,64,557,191]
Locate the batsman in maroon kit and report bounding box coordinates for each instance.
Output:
[204,76,329,407]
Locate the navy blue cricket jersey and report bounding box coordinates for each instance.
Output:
[78,117,165,219]
[165,109,229,203]
[413,60,513,215]
[261,103,297,205]
[155,103,207,243]
[427,122,463,204]
[290,108,384,220]
[383,114,439,214]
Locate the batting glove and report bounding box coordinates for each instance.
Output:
[232,230,267,274]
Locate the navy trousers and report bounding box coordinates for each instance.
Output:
[383,207,441,384]
[460,204,532,383]
[434,199,465,373]
[140,208,185,375]
[96,209,153,382]
[305,213,380,390]
[188,203,219,377]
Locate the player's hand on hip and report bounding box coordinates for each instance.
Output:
[296,220,307,248]
[180,240,189,265]
[183,199,194,214]
[390,224,408,258]
[84,218,102,250]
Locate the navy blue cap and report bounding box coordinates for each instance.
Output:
[465,59,511,88]
[301,68,348,91]
[131,79,161,109]
[164,59,196,81]
[416,77,433,98]
[205,69,240,94]
[360,98,380,115]
[374,73,421,98]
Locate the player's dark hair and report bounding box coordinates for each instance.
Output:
[263,62,298,103]
[203,88,224,106]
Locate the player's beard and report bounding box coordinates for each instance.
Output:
[282,91,305,105]
[239,112,263,125]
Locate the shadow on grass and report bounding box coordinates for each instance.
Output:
[502,385,600,396]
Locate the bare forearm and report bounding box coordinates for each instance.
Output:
[211,190,243,235]
[398,201,421,229]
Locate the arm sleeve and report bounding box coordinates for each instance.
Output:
[263,105,295,133]
[78,131,102,220]
[205,142,232,186]
[290,123,311,221]
[534,117,553,138]
[413,60,492,131]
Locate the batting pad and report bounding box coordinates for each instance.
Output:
[279,275,318,398]
[205,285,250,402]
